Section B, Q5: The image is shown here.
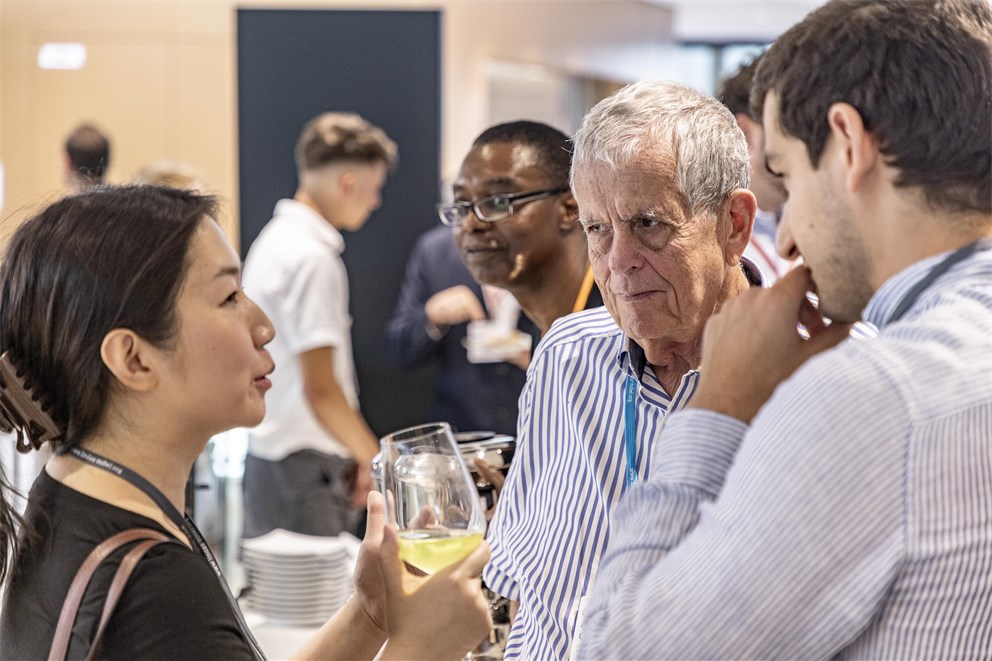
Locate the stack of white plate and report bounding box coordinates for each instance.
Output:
[240,529,358,626]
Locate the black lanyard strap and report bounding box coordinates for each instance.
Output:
[69,447,186,531]
[68,446,267,660]
[887,238,992,325]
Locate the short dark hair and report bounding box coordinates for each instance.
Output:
[295,112,398,172]
[472,121,572,188]
[752,0,992,215]
[65,123,111,183]
[718,56,762,119]
[0,185,217,582]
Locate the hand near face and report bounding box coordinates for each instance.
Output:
[690,266,853,423]
[378,521,493,660]
[425,286,486,328]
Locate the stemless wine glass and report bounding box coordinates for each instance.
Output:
[379,422,486,574]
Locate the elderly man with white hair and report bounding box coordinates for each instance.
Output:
[483,80,761,660]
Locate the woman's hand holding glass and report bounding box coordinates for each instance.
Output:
[378,423,487,574]
[364,422,491,658]
[377,522,492,660]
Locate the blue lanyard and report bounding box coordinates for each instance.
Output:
[623,374,639,487]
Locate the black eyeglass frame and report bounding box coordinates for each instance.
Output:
[436,186,569,227]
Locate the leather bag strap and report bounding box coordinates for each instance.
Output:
[85,537,172,661]
[48,528,173,661]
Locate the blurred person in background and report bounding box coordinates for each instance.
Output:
[241,113,395,539]
[718,54,792,283]
[441,120,603,337]
[385,223,538,437]
[133,159,206,192]
[64,123,111,192]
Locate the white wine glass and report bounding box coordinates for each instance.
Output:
[379,422,486,574]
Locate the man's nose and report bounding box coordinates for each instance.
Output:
[460,207,490,233]
[607,227,644,274]
[776,203,802,261]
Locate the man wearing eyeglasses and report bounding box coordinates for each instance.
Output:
[438,121,602,336]
[483,84,762,660]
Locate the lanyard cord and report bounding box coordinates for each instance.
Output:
[572,267,597,314]
[69,447,267,661]
[887,238,992,325]
[623,374,639,488]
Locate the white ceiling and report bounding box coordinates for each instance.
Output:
[643,0,826,42]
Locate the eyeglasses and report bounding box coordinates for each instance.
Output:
[436,187,569,227]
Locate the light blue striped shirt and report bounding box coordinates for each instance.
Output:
[578,247,992,659]
[484,306,701,660]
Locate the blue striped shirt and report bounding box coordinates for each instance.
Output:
[578,247,992,659]
[484,305,701,660]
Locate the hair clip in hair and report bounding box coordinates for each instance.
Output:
[0,351,62,453]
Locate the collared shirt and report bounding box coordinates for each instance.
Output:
[243,199,357,460]
[485,261,762,660]
[578,246,992,659]
[483,305,701,660]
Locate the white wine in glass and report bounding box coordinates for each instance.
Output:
[380,422,486,574]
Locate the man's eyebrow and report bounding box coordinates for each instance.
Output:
[453,176,519,197]
[481,176,518,189]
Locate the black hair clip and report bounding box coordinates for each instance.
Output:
[0,351,62,453]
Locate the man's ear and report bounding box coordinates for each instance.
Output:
[826,102,879,193]
[339,170,357,197]
[100,329,159,393]
[558,193,581,233]
[723,189,757,266]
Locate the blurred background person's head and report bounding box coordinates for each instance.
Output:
[444,120,588,333]
[133,159,206,192]
[294,112,397,232]
[64,123,111,191]
[717,55,786,215]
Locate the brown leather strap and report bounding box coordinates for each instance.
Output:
[48,528,173,661]
[85,537,171,661]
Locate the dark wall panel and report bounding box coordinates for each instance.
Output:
[237,9,441,436]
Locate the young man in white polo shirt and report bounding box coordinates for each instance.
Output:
[242,112,396,538]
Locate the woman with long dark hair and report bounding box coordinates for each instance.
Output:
[0,185,491,660]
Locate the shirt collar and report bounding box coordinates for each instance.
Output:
[862,242,991,328]
[273,199,345,253]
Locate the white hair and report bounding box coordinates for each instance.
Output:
[571,80,750,216]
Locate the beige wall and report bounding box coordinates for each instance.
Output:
[0,0,672,248]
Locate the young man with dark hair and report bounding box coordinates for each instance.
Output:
[579,1,991,657]
[242,112,397,538]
